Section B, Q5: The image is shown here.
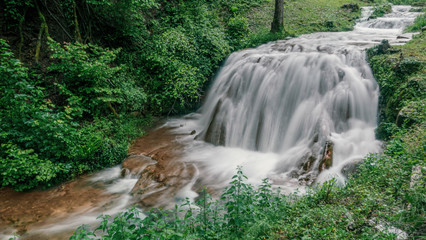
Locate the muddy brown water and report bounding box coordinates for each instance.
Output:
[0,5,421,239]
[0,126,195,239]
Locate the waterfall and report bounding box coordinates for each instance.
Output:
[170,5,420,191]
[1,5,420,240]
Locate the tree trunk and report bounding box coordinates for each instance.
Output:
[271,0,284,33]
[73,0,83,43]
[18,9,27,60]
[35,0,49,63]
[108,102,120,119]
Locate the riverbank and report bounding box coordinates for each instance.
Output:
[1,1,424,239]
[71,5,425,240]
[0,0,366,193]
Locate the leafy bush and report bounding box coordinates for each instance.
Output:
[227,15,250,45]
[0,39,150,190]
[369,2,392,19]
[405,13,426,33]
[0,143,59,191]
[118,0,233,114]
[0,39,66,189]
[2,0,33,26]
[48,39,146,118]
[83,0,159,45]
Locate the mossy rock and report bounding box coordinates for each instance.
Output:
[367,40,400,57]
[376,122,399,141]
[396,99,426,127]
[340,4,360,12]
[397,57,423,77]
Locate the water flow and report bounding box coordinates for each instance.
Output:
[1,167,145,240]
[171,6,420,192]
[1,6,420,240]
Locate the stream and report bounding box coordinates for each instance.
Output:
[0,5,421,240]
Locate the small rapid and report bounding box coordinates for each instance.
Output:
[0,166,145,240]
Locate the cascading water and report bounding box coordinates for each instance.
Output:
[0,5,421,240]
[170,5,420,192]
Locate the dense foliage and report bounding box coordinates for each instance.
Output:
[70,6,424,240]
[1,0,367,191]
[368,32,425,140]
[0,40,152,190]
[0,39,151,190]
[0,0,272,191]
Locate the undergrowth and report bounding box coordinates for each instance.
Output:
[71,130,425,239]
[405,13,426,32]
[0,39,153,191]
[0,0,367,192]
[69,8,424,240]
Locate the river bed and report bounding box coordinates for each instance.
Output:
[0,5,421,239]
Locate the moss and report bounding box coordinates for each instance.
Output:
[368,33,425,139]
[369,3,392,20]
[405,13,425,32]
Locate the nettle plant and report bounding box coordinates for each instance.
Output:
[71,167,289,239]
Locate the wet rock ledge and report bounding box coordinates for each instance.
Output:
[124,126,197,208]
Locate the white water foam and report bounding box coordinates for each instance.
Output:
[168,6,420,194]
[2,5,420,240]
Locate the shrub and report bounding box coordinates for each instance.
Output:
[0,39,150,190]
[369,2,392,20]
[227,15,250,46]
[405,13,426,32]
[47,39,146,118]
[0,143,59,191]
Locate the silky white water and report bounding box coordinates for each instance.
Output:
[1,5,420,240]
[169,5,420,194]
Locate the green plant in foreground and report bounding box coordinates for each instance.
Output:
[72,127,424,239]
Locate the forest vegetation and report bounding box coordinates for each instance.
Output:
[0,0,368,191]
[0,0,424,239]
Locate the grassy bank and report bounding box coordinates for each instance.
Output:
[240,0,365,47]
[3,0,424,238]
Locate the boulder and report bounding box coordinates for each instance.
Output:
[319,141,333,172]
[368,218,408,240]
[122,155,156,176]
[341,3,360,12]
[341,159,362,178]
[127,126,197,208]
